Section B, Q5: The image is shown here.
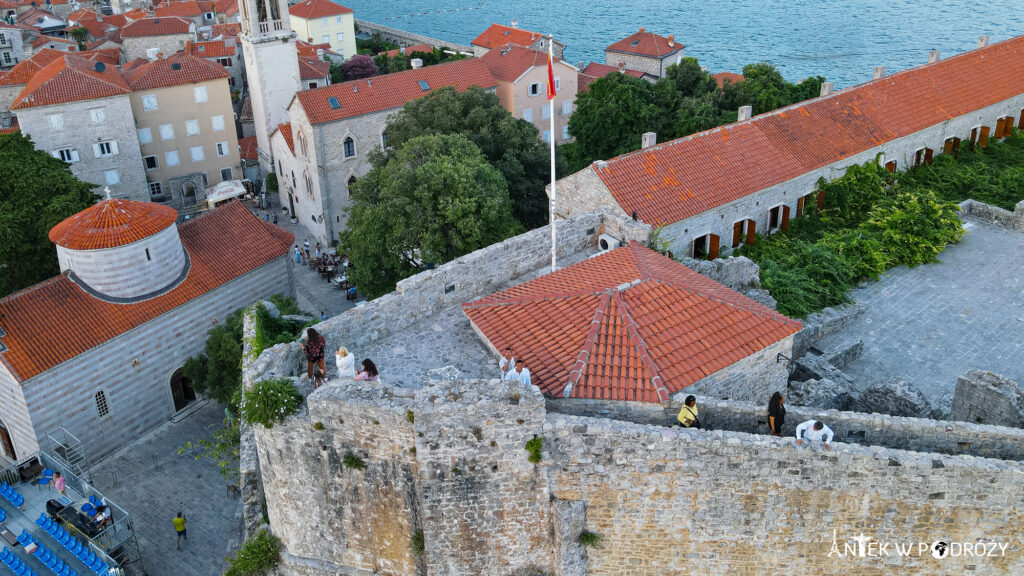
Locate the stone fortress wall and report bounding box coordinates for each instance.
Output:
[354,19,473,54]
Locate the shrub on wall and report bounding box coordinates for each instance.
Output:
[224,529,280,576]
[242,378,303,429]
[525,437,543,464]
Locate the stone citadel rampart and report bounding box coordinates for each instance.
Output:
[355,19,474,54]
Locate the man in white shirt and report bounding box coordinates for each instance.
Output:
[795,420,834,449]
[509,362,531,388]
[498,347,515,377]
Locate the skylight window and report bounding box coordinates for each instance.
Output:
[327,96,340,109]
[417,80,430,91]
[631,39,639,46]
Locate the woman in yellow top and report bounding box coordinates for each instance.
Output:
[677,395,700,428]
[174,512,188,550]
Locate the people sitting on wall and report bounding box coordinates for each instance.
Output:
[336,347,355,379]
[301,328,326,380]
[505,361,532,388]
[795,419,834,449]
[498,347,515,378]
[676,395,701,428]
[354,358,379,382]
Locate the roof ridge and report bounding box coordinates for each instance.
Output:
[610,290,670,402]
[463,286,609,309]
[650,276,800,328]
[562,292,610,398]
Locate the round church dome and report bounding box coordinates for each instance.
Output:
[49,199,188,301]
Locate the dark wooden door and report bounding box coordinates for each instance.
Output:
[979,126,990,148]
[0,423,16,461]
[816,190,826,210]
[796,196,805,218]
[170,370,197,413]
[995,118,1006,139]
[781,205,791,230]
[708,234,720,260]
[732,221,743,247]
[924,148,934,166]
[746,219,756,245]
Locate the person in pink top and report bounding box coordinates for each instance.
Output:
[53,471,65,496]
[353,358,379,381]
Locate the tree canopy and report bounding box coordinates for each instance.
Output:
[342,54,378,80]
[0,132,98,298]
[340,133,522,298]
[379,86,558,229]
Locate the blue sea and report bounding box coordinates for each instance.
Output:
[344,0,1024,87]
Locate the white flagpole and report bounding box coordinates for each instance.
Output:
[548,35,557,273]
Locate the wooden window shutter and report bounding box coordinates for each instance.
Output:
[1019,111,1024,129]
[943,139,954,154]
[979,126,990,148]
[796,196,804,218]
[746,219,756,246]
[1003,116,1015,138]
[816,190,826,210]
[885,161,896,173]
[781,205,791,231]
[924,148,933,166]
[708,234,719,260]
[732,221,743,248]
[995,118,1006,139]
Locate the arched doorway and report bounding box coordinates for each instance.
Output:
[183,182,197,200]
[170,368,197,413]
[0,417,17,462]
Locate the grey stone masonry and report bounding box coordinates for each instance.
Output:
[958,198,1024,232]
[953,370,1024,428]
[355,19,472,53]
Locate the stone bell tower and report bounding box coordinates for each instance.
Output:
[239,0,300,174]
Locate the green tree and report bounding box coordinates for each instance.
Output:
[70,27,88,51]
[380,86,557,228]
[567,73,680,169]
[788,75,827,103]
[373,53,410,74]
[721,62,788,115]
[675,93,721,137]
[0,132,98,298]
[664,58,717,98]
[339,133,522,298]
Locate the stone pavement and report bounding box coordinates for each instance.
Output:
[816,218,1024,410]
[89,402,238,576]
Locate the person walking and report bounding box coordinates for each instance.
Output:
[768,392,786,436]
[173,512,188,550]
[676,395,700,428]
[303,239,311,260]
[795,420,834,449]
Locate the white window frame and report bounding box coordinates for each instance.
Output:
[52,148,79,162]
[104,169,120,185]
[528,83,541,97]
[93,140,118,158]
[321,16,327,26]
[137,127,153,144]
[522,108,533,122]
[336,32,343,41]
[190,145,205,162]
[165,150,180,166]
[220,167,233,181]
[193,85,208,103]
[554,77,561,92]
[562,99,573,115]
[48,114,64,131]
[143,155,159,171]
[211,115,226,131]
[142,93,158,111]
[322,35,329,44]
[542,105,550,120]
[185,119,200,136]
[159,124,175,140]
[149,181,163,197]
[335,15,342,24]
[89,107,106,124]
[216,141,229,157]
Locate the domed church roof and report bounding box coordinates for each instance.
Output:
[49,198,178,251]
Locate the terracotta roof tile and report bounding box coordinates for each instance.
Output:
[273,122,293,153]
[711,71,743,88]
[187,39,236,58]
[298,54,329,80]
[581,62,646,80]
[471,23,544,50]
[31,35,74,49]
[288,0,351,19]
[0,202,294,382]
[378,43,432,58]
[154,0,202,17]
[592,35,1024,226]
[0,48,67,86]
[123,8,149,20]
[122,53,230,91]
[238,135,258,159]
[606,28,682,58]
[12,54,129,109]
[479,44,569,83]
[295,40,330,58]
[49,198,179,250]
[210,22,240,38]
[463,242,800,402]
[297,58,496,125]
[121,16,192,37]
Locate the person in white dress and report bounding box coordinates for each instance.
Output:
[335,347,355,379]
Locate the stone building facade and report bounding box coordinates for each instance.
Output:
[604,28,683,78]
[0,23,25,69]
[121,17,196,62]
[557,36,1024,259]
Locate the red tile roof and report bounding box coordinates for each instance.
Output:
[123,57,149,71]
[123,8,149,20]
[378,43,432,59]
[712,71,744,88]
[295,40,330,58]
[298,54,329,80]
[606,28,682,58]
[49,198,179,250]
[273,122,293,153]
[31,35,75,49]
[122,54,230,90]
[479,44,567,83]
[66,8,98,22]
[0,202,294,382]
[154,1,202,18]
[210,21,240,39]
[589,35,1024,226]
[75,18,119,39]
[12,54,129,109]
[472,23,545,50]
[238,135,258,159]
[121,17,192,37]
[581,62,646,80]
[0,126,18,135]
[81,48,121,65]
[297,58,497,125]
[0,48,67,86]
[288,0,352,19]
[464,242,800,402]
[187,39,236,58]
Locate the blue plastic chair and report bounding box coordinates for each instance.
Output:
[16,530,30,545]
[37,470,53,489]
[0,507,6,523]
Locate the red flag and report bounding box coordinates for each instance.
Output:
[546,52,557,101]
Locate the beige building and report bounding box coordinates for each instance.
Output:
[605,27,683,78]
[121,17,195,62]
[287,0,355,59]
[471,22,564,60]
[124,54,241,208]
[480,44,577,143]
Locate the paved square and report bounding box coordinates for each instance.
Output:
[816,218,1024,409]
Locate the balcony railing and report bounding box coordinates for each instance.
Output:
[257,19,285,35]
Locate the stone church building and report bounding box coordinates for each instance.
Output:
[556,35,1024,259]
[0,199,294,464]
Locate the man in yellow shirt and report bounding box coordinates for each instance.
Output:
[676,395,700,428]
[174,512,188,550]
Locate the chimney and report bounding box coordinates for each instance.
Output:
[510,19,518,28]
[928,49,941,64]
[639,27,644,33]
[819,81,834,97]
[316,48,323,58]
[667,34,674,47]
[641,132,656,149]
[411,57,423,69]
[872,65,886,80]
[737,105,752,122]
[977,35,990,49]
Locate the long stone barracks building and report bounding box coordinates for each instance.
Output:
[463,241,801,405]
[0,199,294,464]
[270,58,498,246]
[555,35,1024,259]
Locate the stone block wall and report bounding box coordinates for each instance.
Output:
[959,199,1024,232]
[952,370,1024,428]
[354,19,473,53]
[680,336,794,403]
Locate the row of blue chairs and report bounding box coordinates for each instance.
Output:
[77,497,102,519]
[14,532,77,576]
[0,507,6,523]
[34,516,109,576]
[0,484,23,508]
[1,546,41,576]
